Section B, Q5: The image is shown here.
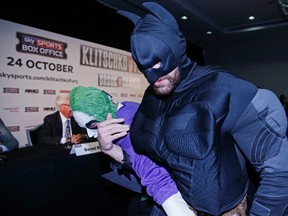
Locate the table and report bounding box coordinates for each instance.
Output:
[0,145,135,216]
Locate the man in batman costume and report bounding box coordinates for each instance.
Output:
[117,2,288,216]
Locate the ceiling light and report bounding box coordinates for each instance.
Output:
[206,31,212,35]
[181,16,188,20]
[249,16,255,20]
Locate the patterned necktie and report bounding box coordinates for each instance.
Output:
[65,119,71,144]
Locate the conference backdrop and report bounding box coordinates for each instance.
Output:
[0,19,149,148]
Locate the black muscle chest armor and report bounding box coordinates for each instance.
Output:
[130,72,257,214]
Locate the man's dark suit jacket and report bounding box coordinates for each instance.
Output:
[38,111,91,146]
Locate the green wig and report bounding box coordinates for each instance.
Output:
[70,86,116,122]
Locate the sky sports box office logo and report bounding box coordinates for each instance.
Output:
[16,32,67,59]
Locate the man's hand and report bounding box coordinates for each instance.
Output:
[97,113,130,152]
[71,134,85,144]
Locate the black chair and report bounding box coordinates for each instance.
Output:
[26,124,42,146]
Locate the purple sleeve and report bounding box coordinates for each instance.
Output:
[126,145,178,204]
[116,102,178,204]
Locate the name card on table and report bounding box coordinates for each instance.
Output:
[70,141,101,156]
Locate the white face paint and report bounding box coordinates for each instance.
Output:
[73,111,98,138]
[86,128,98,138]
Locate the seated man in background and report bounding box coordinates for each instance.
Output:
[0,117,19,153]
[38,92,93,146]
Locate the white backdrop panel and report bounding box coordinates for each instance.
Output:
[0,19,148,147]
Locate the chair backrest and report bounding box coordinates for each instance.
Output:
[26,124,43,146]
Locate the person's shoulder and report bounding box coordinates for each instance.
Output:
[0,118,5,125]
[122,101,139,106]
[44,111,59,120]
[121,101,139,109]
[117,101,139,118]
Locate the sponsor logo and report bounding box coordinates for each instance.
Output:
[120,93,128,97]
[2,107,20,112]
[3,87,20,93]
[59,90,70,93]
[25,107,39,112]
[43,89,56,95]
[43,107,56,111]
[7,126,20,132]
[130,94,136,97]
[16,32,67,59]
[25,89,39,94]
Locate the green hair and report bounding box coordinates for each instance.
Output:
[70,86,116,122]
